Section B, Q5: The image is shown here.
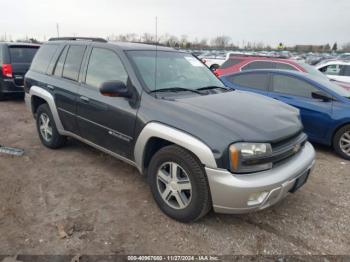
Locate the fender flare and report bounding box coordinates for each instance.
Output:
[29,85,65,134]
[134,122,218,172]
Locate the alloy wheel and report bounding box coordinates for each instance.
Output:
[339,131,350,157]
[39,113,53,142]
[156,162,192,210]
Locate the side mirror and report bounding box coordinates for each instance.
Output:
[311,91,332,102]
[100,81,131,98]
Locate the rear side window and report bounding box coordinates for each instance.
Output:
[272,74,319,98]
[62,45,86,81]
[9,47,38,63]
[220,59,243,69]
[242,61,276,71]
[275,62,298,71]
[31,44,58,73]
[229,73,269,90]
[85,48,128,88]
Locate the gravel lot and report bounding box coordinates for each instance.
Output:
[0,99,349,255]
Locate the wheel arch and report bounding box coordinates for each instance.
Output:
[28,86,64,133]
[134,122,217,174]
[331,121,350,145]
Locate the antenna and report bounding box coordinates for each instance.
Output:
[154,16,158,95]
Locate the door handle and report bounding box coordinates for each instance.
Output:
[47,84,55,90]
[80,96,90,102]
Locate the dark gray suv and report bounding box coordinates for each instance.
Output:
[24,37,315,222]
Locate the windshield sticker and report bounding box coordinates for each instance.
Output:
[185,56,205,67]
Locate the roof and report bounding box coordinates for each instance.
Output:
[230,68,308,77]
[46,37,177,52]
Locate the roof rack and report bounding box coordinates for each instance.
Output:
[48,37,107,43]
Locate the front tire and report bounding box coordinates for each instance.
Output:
[36,103,66,149]
[148,145,212,222]
[333,124,350,160]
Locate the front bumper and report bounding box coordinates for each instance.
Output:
[206,141,315,214]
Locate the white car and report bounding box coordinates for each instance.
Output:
[316,60,350,84]
[200,52,244,71]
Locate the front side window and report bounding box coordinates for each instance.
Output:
[229,73,269,90]
[272,74,320,98]
[127,51,224,91]
[319,64,341,75]
[242,61,276,71]
[85,48,128,88]
[62,45,86,81]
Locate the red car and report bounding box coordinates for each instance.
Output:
[215,55,350,90]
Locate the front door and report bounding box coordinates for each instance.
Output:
[268,73,333,142]
[76,47,138,158]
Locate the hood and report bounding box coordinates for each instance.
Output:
[138,90,303,167]
[176,90,302,143]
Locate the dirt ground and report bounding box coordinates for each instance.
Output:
[0,99,349,256]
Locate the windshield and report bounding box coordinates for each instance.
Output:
[298,62,329,80]
[127,51,225,92]
[309,74,350,98]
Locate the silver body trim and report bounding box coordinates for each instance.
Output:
[134,122,218,172]
[206,142,316,213]
[28,85,65,133]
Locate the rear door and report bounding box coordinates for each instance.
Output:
[76,47,137,158]
[8,45,39,86]
[268,73,333,141]
[51,44,87,133]
[222,72,270,96]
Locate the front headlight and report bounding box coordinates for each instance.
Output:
[229,142,273,173]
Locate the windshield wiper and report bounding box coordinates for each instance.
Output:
[150,87,204,94]
[196,86,231,91]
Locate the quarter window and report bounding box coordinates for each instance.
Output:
[30,44,59,74]
[62,45,86,81]
[229,73,269,90]
[272,75,320,98]
[85,48,128,88]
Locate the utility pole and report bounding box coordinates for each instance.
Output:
[56,23,60,38]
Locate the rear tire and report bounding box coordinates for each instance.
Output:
[36,103,66,149]
[333,124,350,160]
[148,145,212,223]
[0,92,5,101]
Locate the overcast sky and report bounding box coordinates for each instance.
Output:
[1,0,349,47]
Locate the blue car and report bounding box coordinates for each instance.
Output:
[220,69,350,159]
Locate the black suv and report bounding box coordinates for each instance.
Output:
[0,42,40,100]
[25,37,315,222]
